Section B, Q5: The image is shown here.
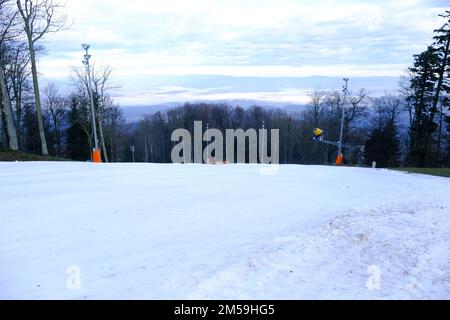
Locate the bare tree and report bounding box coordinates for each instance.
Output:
[306,89,326,127]
[398,73,415,128]
[371,92,404,134]
[16,0,66,155]
[91,65,114,162]
[67,90,92,157]
[43,82,66,156]
[103,103,124,162]
[72,64,117,162]
[365,93,404,167]
[0,0,19,150]
[5,41,32,147]
[345,88,368,138]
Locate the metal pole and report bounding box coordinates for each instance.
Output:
[82,44,99,152]
[130,145,135,162]
[338,78,349,157]
[205,122,209,163]
[261,120,265,163]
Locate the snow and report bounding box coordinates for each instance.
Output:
[0,162,449,299]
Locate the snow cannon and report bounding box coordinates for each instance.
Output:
[92,148,102,163]
[313,128,324,141]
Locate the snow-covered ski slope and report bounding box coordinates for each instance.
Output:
[1,162,449,299]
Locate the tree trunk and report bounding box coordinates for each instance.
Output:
[97,115,108,162]
[423,38,450,165]
[144,137,149,162]
[432,38,449,114]
[13,78,23,148]
[1,110,8,145]
[52,114,60,157]
[108,133,114,162]
[0,61,19,150]
[437,103,443,165]
[28,42,48,155]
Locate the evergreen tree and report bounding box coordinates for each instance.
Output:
[406,46,439,166]
[406,10,450,167]
[365,124,401,168]
[66,98,89,161]
[432,10,450,165]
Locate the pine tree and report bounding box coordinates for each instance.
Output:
[365,96,402,167]
[406,46,439,167]
[365,124,401,168]
[22,103,40,154]
[432,10,450,165]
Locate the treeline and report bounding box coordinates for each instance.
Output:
[131,90,371,165]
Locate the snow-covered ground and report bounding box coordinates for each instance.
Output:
[0,162,449,299]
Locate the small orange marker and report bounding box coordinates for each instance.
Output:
[92,148,102,163]
[335,154,343,165]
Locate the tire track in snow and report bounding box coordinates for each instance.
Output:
[186,200,450,299]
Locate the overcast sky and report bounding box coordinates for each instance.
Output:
[39,0,448,106]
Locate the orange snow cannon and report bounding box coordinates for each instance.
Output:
[92,148,102,163]
[335,153,343,165]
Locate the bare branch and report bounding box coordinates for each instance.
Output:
[16,0,67,44]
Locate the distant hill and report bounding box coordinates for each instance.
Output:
[120,103,182,122]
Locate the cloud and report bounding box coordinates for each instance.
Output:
[37,0,448,104]
[101,75,400,106]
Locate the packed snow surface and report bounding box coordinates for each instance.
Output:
[1,162,449,299]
